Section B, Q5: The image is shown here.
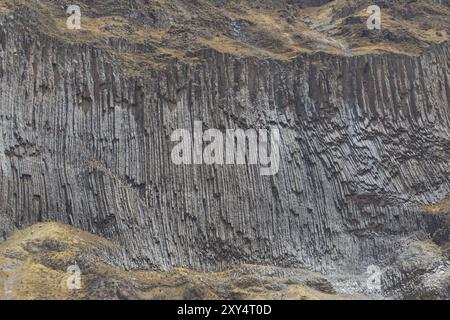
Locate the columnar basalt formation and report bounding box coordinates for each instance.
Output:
[0,0,449,298]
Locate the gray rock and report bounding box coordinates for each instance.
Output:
[0,1,450,299]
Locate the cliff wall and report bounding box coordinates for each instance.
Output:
[1,10,449,279]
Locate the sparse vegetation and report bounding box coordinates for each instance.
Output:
[0,0,448,74]
[423,199,450,215]
[0,223,354,300]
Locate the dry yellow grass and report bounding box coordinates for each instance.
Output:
[0,222,355,300]
[0,0,448,74]
[423,200,450,215]
[0,222,107,299]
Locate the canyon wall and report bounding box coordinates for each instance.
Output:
[0,14,450,278]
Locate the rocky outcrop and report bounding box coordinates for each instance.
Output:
[0,222,352,300]
[0,0,450,298]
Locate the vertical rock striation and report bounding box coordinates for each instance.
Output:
[0,10,450,285]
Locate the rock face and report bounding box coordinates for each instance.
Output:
[0,0,450,298]
[0,222,351,300]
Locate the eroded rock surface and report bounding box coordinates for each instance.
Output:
[0,0,450,299]
[0,223,354,300]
